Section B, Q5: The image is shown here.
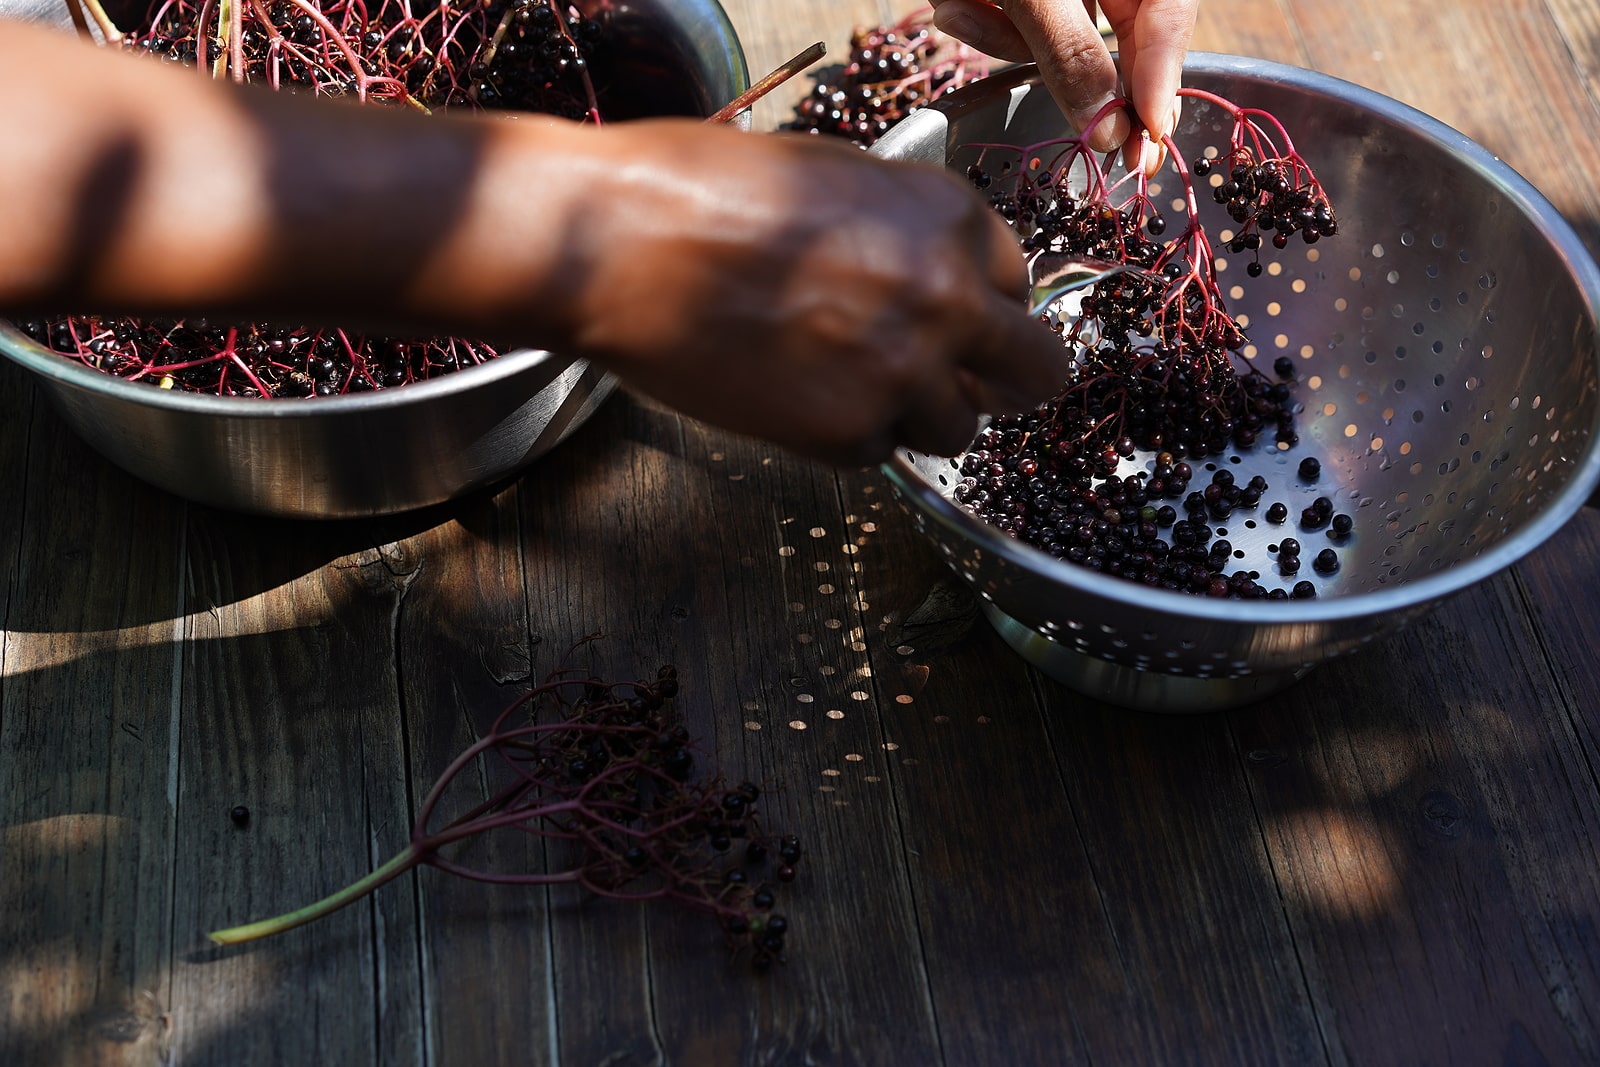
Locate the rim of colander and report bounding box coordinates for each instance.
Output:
[880,54,1600,626]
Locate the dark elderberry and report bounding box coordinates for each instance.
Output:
[1298,456,1321,480]
[786,15,980,147]
[1265,502,1288,524]
[1313,548,1341,574]
[663,750,695,781]
[229,805,251,828]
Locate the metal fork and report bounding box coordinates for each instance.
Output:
[1026,254,1152,317]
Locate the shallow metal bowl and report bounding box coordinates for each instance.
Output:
[873,59,1600,711]
[0,0,748,518]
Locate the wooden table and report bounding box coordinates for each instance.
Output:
[5,0,1600,1063]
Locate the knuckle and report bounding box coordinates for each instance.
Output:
[1036,39,1115,109]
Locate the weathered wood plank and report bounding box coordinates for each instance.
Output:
[1180,1,1600,1060]
[391,486,561,1067]
[835,528,1109,1065]
[1545,0,1600,111]
[4,0,1600,1064]
[515,392,944,1064]
[1229,568,1600,1062]
[1191,0,1309,67]
[166,509,424,1066]
[1233,3,1600,1055]
[1280,0,1600,250]
[846,470,1329,1065]
[0,358,31,624]
[0,407,185,1067]
[1507,509,1600,1033]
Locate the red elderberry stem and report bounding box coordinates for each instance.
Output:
[220,327,275,395]
[1177,86,1300,159]
[426,856,583,886]
[279,0,409,101]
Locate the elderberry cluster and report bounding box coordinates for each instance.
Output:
[940,92,1355,600]
[520,665,804,970]
[976,168,1165,266]
[122,0,606,116]
[971,159,1278,457]
[207,652,808,971]
[18,317,495,397]
[720,827,803,970]
[785,17,981,147]
[787,27,935,145]
[948,349,1358,597]
[1196,149,1337,274]
[452,0,605,117]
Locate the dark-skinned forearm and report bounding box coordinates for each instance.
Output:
[0,18,597,347]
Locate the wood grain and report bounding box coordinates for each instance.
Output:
[0,414,185,1067]
[515,396,943,1065]
[166,509,424,1065]
[3,1,1600,1064]
[392,487,555,1067]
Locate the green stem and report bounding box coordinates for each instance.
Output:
[208,845,420,945]
[213,0,233,80]
[70,0,124,44]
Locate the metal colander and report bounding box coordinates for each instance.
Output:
[872,57,1600,711]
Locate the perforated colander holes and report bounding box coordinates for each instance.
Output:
[1337,252,1510,486]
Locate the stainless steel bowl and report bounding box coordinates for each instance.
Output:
[0,0,749,518]
[872,59,1600,711]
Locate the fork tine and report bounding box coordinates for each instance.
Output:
[1026,255,1138,316]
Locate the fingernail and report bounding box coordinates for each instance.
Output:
[1082,104,1130,154]
[1136,135,1157,174]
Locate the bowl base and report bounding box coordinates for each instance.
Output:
[981,603,1314,713]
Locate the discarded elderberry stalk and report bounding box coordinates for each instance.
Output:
[209,651,802,969]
